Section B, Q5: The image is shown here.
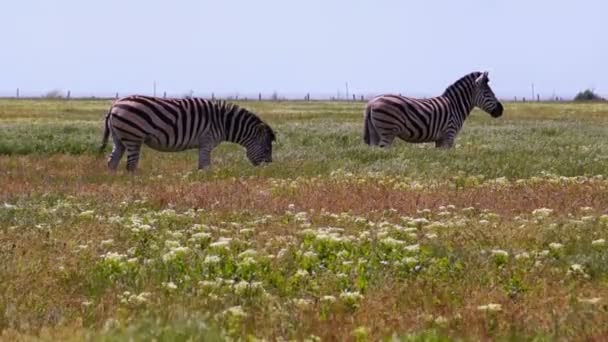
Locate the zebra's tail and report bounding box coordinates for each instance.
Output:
[363,104,379,145]
[98,110,111,154]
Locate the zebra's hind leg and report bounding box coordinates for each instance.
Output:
[107,138,125,171]
[124,141,143,172]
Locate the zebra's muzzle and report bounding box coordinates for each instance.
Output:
[491,103,504,117]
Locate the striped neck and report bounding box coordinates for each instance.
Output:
[442,72,480,120]
[216,101,262,148]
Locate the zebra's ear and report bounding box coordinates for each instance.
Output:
[258,123,276,142]
[476,71,489,85]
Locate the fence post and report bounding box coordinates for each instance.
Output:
[16,88,19,98]
[537,94,540,102]
[212,92,215,101]
[115,92,119,99]
[66,90,71,100]
[259,93,262,101]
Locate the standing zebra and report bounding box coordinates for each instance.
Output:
[363,71,503,148]
[99,95,275,171]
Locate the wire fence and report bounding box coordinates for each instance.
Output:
[0,88,602,102]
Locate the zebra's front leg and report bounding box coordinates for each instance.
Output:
[198,137,219,169]
[198,147,212,169]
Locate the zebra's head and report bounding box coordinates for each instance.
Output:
[473,72,503,118]
[246,123,276,166]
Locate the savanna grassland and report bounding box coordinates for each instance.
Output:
[2,99,608,341]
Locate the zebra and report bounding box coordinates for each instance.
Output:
[363,71,503,149]
[99,95,275,171]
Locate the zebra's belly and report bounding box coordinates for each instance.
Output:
[399,134,439,144]
[143,138,197,152]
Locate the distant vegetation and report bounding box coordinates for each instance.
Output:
[44,89,64,99]
[574,89,604,101]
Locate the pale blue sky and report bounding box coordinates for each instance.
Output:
[1,0,606,98]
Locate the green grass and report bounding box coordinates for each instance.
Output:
[2,99,608,179]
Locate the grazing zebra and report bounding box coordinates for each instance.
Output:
[99,95,275,171]
[363,71,503,148]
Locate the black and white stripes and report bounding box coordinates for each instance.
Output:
[99,95,275,171]
[363,71,503,148]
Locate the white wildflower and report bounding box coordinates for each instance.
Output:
[491,249,509,257]
[164,240,181,248]
[101,251,126,262]
[380,237,405,248]
[209,237,232,249]
[404,244,420,253]
[295,269,309,278]
[340,291,364,302]
[403,257,418,265]
[568,263,585,274]
[294,298,312,309]
[477,303,502,312]
[78,210,95,217]
[578,297,602,305]
[238,249,258,259]
[532,208,553,218]
[132,292,151,304]
[203,255,221,264]
[169,231,183,239]
[434,315,449,326]
[162,281,178,291]
[224,305,247,318]
[233,281,250,295]
[412,218,430,226]
[321,295,336,303]
[515,252,530,260]
[190,232,212,242]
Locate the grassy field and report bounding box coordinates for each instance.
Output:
[2,98,608,341]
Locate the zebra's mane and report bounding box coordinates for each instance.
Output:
[215,100,276,141]
[215,100,259,120]
[441,72,482,97]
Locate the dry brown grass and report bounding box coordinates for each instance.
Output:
[2,156,607,218]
